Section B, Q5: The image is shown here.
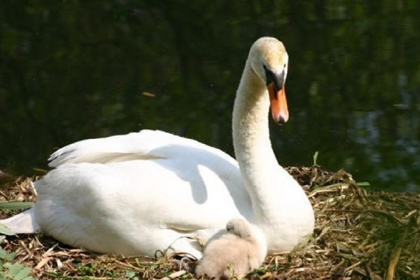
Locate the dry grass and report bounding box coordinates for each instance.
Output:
[0,166,419,279]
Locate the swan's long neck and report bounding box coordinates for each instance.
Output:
[232,60,282,224]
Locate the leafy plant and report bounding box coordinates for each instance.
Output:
[0,202,34,211]
[125,270,140,280]
[0,236,37,280]
[0,224,15,236]
[0,250,36,280]
[313,151,319,166]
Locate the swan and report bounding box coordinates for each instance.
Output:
[1,37,314,258]
[195,218,267,279]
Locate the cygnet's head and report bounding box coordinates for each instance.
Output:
[226,218,253,241]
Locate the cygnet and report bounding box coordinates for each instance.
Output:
[195,218,267,279]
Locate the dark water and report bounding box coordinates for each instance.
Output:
[1,1,419,192]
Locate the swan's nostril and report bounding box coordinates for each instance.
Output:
[276,116,286,125]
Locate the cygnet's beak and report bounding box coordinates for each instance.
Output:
[265,67,289,125]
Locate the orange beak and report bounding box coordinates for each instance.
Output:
[268,82,289,124]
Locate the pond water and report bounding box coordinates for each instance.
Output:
[1,1,419,192]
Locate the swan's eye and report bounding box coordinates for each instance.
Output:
[263,65,274,86]
[284,63,287,68]
[263,64,284,91]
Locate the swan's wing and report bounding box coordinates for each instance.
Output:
[49,129,238,168]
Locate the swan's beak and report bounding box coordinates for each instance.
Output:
[267,70,289,125]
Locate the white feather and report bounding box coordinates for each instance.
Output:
[0,208,40,234]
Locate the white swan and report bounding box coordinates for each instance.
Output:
[1,37,314,258]
[196,218,267,279]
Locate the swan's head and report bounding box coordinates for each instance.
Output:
[249,37,289,124]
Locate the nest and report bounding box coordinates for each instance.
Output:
[283,166,419,280]
[0,166,419,279]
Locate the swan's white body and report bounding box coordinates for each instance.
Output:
[1,37,314,258]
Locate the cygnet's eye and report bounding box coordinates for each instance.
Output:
[226,224,233,232]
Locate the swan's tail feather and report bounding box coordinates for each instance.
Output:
[0,208,41,234]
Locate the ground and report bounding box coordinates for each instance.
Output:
[0,166,419,279]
